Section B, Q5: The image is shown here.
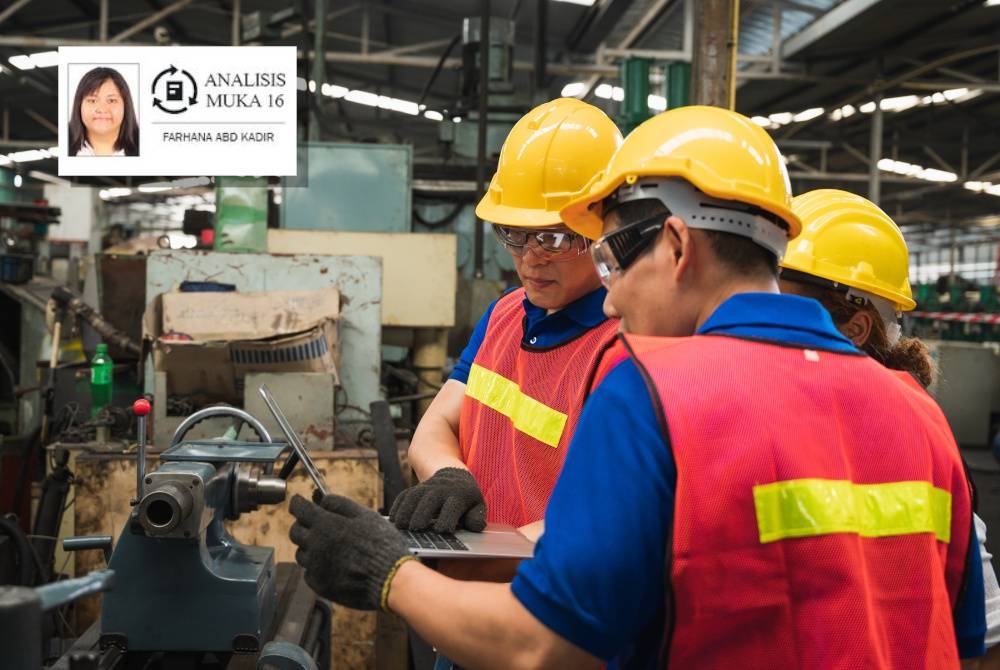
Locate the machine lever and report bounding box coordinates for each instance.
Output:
[133,398,151,503]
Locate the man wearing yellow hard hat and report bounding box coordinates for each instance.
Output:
[780,188,993,663]
[387,98,623,544]
[286,106,983,669]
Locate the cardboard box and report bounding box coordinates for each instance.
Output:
[144,288,340,405]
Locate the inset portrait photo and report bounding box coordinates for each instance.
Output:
[67,64,139,157]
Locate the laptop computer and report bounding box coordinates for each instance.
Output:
[258,385,536,560]
[395,523,535,559]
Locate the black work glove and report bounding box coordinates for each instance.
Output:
[388,467,487,533]
[289,494,415,611]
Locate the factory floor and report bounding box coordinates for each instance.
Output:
[964,447,1000,557]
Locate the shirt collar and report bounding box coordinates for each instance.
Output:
[522,285,609,329]
[697,292,857,350]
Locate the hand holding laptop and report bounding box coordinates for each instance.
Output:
[388,467,487,533]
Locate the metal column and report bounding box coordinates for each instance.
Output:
[473,0,491,279]
[691,0,739,108]
[533,0,547,99]
[868,93,883,204]
[309,0,326,141]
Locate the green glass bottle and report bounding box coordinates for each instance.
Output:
[90,343,113,418]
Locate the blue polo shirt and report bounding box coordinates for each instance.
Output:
[511,292,986,668]
[449,286,609,384]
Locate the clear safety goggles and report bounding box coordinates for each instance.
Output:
[589,213,666,287]
[492,224,590,262]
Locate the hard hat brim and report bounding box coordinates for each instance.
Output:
[475,197,565,229]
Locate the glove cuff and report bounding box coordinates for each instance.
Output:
[380,555,418,613]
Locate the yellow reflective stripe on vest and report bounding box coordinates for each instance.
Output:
[466,363,567,448]
[753,479,952,544]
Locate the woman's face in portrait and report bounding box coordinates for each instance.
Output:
[80,78,124,142]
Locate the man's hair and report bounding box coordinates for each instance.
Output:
[610,198,778,279]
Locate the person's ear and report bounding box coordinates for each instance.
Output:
[664,216,693,278]
[842,309,874,348]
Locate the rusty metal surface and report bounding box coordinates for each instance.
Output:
[96,253,147,358]
[143,251,382,438]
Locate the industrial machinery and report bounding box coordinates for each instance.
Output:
[42,396,330,669]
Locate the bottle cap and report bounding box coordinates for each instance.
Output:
[133,398,151,416]
[96,343,108,353]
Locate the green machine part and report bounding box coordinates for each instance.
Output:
[215,176,269,253]
[667,61,691,109]
[619,59,691,135]
[620,57,651,135]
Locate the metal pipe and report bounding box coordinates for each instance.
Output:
[169,406,273,447]
[727,0,739,110]
[534,0,547,97]
[309,0,327,141]
[231,0,240,46]
[110,0,197,43]
[0,0,34,28]
[99,0,108,41]
[868,92,883,204]
[474,0,491,279]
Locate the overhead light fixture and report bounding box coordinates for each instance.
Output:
[552,0,598,5]
[985,0,1000,7]
[8,51,59,70]
[877,158,956,183]
[9,55,33,70]
[8,149,52,163]
[792,107,825,122]
[98,187,133,200]
[561,82,587,97]
[594,83,624,101]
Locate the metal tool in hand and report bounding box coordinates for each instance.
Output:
[258,384,330,497]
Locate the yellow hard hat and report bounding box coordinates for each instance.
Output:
[560,105,800,241]
[475,98,623,231]
[783,189,916,311]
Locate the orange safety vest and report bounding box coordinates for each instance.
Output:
[459,288,619,526]
[622,333,972,669]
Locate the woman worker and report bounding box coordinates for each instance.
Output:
[68,66,139,156]
[779,188,1000,667]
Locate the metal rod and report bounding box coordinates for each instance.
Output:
[259,385,329,496]
[868,92,883,204]
[136,414,147,500]
[310,0,327,141]
[99,0,108,41]
[231,0,240,46]
[534,0,547,97]
[474,0,491,279]
[0,0,34,29]
[361,4,369,55]
[110,0,197,43]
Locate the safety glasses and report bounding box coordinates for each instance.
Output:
[492,224,590,261]
[590,213,666,287]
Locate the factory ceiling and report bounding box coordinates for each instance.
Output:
[0,0,998,251]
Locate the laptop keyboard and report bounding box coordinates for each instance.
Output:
[401,529,469,551]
